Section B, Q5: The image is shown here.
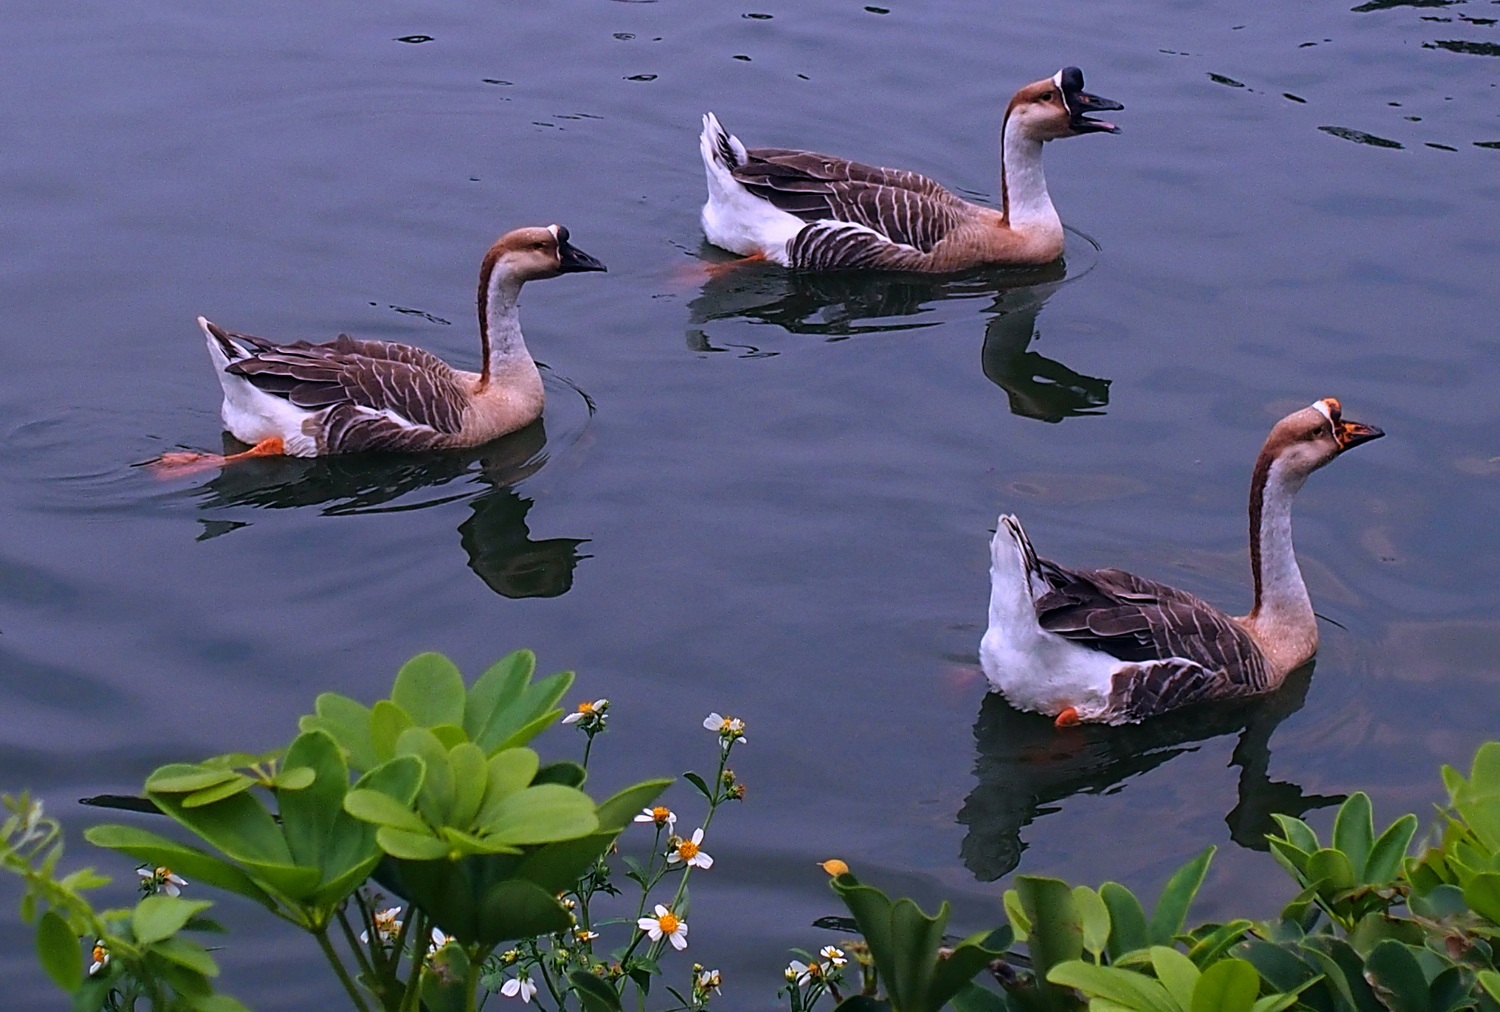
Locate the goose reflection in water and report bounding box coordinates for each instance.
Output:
[957,663,1342,882]
[683,249,1109,422]
[188,420,588,599]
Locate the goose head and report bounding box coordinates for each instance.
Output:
[1007,67,1123,142]
[1261,397,1384,481]
[481,225,607,285]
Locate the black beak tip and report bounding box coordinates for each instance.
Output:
[558,244,607,273]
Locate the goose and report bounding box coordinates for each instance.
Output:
[698,67,1121,273]
[980,399,1384,726]
[155,225,604,469]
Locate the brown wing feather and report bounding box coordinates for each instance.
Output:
[1033,562,1271,695]
[222,331,469,442]
[732,148,968,253]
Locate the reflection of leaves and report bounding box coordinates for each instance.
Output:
[958,664,1340,882]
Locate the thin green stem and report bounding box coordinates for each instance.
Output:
[314,925,375,1012]
[337,904,379,985]
[399,910,429,1012]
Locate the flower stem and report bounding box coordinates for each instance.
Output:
[315,925,374,1012]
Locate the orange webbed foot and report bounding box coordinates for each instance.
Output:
[703,252,768,278]
[145,437,286,478]
[1054,706,1081,728]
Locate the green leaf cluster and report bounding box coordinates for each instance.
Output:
[827,869,1008,1012]
[4,792,247,1011]
[1267,793,1417,929]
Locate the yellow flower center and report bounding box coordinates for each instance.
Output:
[678,840,700,859]
[577,702,594,713]
[657,912,679,934]
[651,806,671,822]
[92,945,106,962]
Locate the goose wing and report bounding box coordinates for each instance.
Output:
[1033,563,1271,697]
[733,148,969,254]
[219,329,470,449]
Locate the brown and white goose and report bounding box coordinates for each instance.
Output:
[158,226,604,468]
[980,399,1384,725]
[698,67,1122,273]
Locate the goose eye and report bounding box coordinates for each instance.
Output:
[1038,91,1055,102]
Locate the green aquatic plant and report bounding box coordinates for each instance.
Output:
[2,791,249,1011]
[11,650,1500,1012]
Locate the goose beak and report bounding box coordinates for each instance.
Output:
[1057,67,1123,134]
[1334,418,1384,451]
[558,238,607,273]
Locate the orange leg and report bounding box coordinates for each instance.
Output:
[671,252,769,288]
[148,437,286,477]
[1053,706,1081,728]
[703,251,767,278]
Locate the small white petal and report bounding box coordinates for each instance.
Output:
[653,904,670,917]
[703,713,723,731]
[691,853,714,869]
[562,713,584,724]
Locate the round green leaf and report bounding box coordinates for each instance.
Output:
[35,910,82,992]
[181,775,255,808]
[344,789,432,834]
[147,766,243,794]
[392,652,466,729]
[274,766,316,791]
[477,784,599,845]
[376,826,452,860]
[134,895,214,946]
[1190,959,1259,1012]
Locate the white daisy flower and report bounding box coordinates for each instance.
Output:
[787,960,820,985]
[137,865,188,897]
[667,828,714,870]
[703,713,746,748]
[89,940,109,976]
[820,946,847,967]
[501,975,538,1002]
[637,904,688,950]
[562,699,609,725]
[633,806,677,832]
[697,968,722,994]
[574,929,599,942]
[429,926,454,954]
[360,907,403,944]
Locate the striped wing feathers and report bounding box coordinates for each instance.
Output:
[1033,563,1271,701]
[733,148,967,254]
[222,331,469,443]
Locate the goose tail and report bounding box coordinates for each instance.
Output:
[197,316,248,365]
[987,514,1048,627]
[700,112,747,172]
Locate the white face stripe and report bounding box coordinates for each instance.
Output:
[1052,69,1064,88]
[1311,399,1333,425]
[547,224,560,239]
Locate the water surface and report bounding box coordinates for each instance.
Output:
[2,0,1499,1006]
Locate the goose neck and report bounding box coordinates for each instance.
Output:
[1246,454,1316,648]
[1000,116,1060,232]
[478,272,529,389]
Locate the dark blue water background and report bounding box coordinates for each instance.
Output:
[2,0,1498,1006]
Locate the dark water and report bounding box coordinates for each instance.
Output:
[3,0,1499,1006]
